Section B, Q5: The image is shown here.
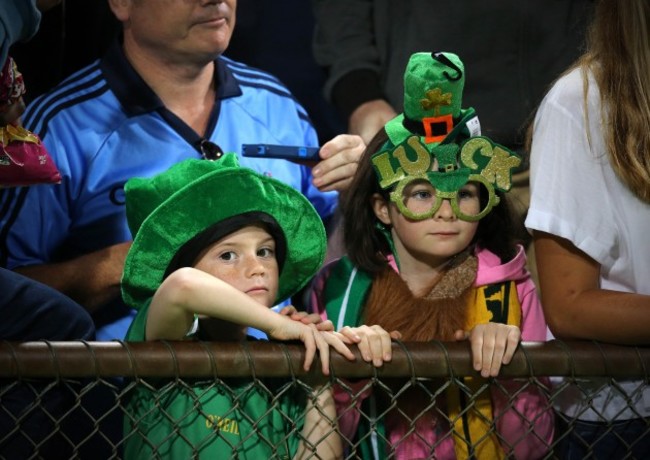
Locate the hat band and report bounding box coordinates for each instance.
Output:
[402,114,457,143]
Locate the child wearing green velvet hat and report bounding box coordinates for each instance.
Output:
[120,154,371,459]
[310,52,554,459]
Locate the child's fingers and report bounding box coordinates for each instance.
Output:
[355,325,392,367]
[453,329,469,341]
[301,325,317,372]
[477,330,496,378]
[311,325,331,375]
[331,331,356,345]
[338,326,362,343]
[322,331,356,362]
[469,325,498,378]
[488,326,520,376]
[280,308,332,329]
[389,330,402,340]
[486,332,504,377]
[278,305,297,316]
[378,327,393,362]
[501,326,521,365]
[470,328,485,373]
[302,313,330,327]
[289,311,310,322]
[470,324,521,377]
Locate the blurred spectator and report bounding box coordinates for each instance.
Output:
[1,4,95,458]
[526,0,650,457]
[312,0,593,150]
[0,268,95,459]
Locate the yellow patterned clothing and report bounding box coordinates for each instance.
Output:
[447,279,522,460]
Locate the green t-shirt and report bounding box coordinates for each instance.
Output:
[123,300,305,459]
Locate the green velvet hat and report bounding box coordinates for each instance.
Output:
[121,154,326,308]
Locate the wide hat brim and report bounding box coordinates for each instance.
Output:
[121,160,326,308]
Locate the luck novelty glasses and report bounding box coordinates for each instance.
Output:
[371,135,522,222]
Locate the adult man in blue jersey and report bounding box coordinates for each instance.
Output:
[0,0,364,340]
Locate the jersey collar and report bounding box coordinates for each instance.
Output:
[100,38,242,118]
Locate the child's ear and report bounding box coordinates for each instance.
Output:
[371,193,392,225]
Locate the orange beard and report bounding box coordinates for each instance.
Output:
[362,252,478,428]
[363,252,477,341]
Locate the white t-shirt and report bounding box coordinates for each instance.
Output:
[526,67,650,421]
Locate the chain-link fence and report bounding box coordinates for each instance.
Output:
[1,340,648,459]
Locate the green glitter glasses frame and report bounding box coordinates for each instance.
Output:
[389,173,499,222]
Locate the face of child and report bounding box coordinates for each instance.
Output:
[193,224,279,308]
[373,186,479,268]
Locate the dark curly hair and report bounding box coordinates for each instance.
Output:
[342,129,526,274]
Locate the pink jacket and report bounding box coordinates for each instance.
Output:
[310,245,554,459]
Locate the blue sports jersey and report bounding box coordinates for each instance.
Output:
[0,40,336,270]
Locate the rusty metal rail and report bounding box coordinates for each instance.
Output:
[1,340,648,379]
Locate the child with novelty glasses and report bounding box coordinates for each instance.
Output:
[310,52,554,459]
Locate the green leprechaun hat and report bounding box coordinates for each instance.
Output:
[383,51,481,150]
[121,154,326,308]
[372,52,522,222]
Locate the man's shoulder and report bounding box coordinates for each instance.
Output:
[217,57,312,131]
[218,56,304,106]
[219,56,287,89]
[22,60,118,136]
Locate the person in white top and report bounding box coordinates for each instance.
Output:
[525,0,650,457]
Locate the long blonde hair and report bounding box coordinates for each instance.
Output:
[580,0,650,203]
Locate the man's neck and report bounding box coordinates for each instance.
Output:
[123,40,217,136]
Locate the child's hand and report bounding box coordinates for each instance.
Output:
[454,324,520,378]
[278,305,334,332]
[298,325,358,375]
[267,318,354,375]
[338,325,401,368]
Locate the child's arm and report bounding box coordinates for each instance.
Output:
[454,323,520,378]
[296,385,342,460]
[147,267,355,373]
